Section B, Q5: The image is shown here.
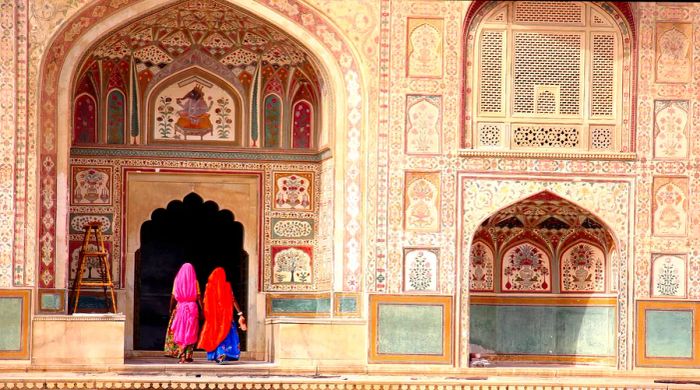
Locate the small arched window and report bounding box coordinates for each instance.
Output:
[74,93,98,144]
[263,94,282,148]
[106,89,126,144]
[464,1,634,156]
[292,100,313,149]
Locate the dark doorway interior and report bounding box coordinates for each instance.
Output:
[134,192,248,351]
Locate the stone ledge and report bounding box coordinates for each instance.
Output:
[33,314,126,322]
[0,376,683,390]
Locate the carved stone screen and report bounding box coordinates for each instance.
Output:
[471,2,622,153]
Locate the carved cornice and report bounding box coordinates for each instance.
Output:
[71,147,326,162]
[0,379,680,389]
[457,149,638,161]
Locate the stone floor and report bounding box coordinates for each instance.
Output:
[1,359,700,389]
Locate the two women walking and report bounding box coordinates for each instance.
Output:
[165,263,246,364]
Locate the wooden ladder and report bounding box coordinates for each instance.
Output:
[70,221,117,314]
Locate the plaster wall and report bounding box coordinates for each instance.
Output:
[1,0,700,372]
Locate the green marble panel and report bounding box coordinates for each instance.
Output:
[470,304,615,356]
[377,304,443,355]
[646,310,693,358]
[270,297,330,313]
[0,298,22,351]
[41,293,63,311]
[338,296,358,313]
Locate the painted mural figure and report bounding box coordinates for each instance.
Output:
[198,268,247,364]
[175,85,214,139]
[164,263,202,363]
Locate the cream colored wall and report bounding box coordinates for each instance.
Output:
[32,315,125,366]
[123,172,262,355]
[3,0,699,371]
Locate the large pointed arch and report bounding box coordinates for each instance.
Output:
[37,0,367,291]
[465,190,622,366]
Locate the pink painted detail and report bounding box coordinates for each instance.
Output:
[292,101,312,149]
[73,94,97,144]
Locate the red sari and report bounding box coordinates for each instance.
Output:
[197,267,233,352]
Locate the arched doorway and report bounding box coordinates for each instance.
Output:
[134,192,248,351]
[467,191,619,366]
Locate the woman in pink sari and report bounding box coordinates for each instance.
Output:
[166,263,201,363]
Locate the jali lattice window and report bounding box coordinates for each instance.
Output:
[466,1,630,154]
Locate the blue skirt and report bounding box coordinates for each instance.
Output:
[206,322,240,362]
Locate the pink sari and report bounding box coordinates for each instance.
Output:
[170,263,199,347]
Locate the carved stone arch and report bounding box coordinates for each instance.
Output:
[558,230,610,259]
[463,188,629,367]
[40,0,366,301]
[500,230,552,259]
[145,49,248,103]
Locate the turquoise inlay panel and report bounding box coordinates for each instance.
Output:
[470,304,615,356]
[646,310,693,358]
[377,304,443,355]
[270,298,330,313]
[0,298,22,351]
[338,296,358,313]
[41,293,62,311]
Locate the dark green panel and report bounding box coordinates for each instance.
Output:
[338,296,358,313]
[377,304,443,355]
[0,298,23,351]
[470,304,615,356]
[646,310,692,358]
[270,297,330,313]
[555,306,615,355]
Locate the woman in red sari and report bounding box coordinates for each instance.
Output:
[165,263,201,363]
[198,267,246,364]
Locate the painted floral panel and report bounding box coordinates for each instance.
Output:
[469,241,494,292]
[405,95,441,155]
[651,254,686,298]
[71,166,112,206]
[407,18,443,78]
[273,172,314,211]
[403,248,439,292]
[501,243,551,292]
[560,242,605,293]
[404,172,440,232]
[272,246,313,284]
[655,23,692,83]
